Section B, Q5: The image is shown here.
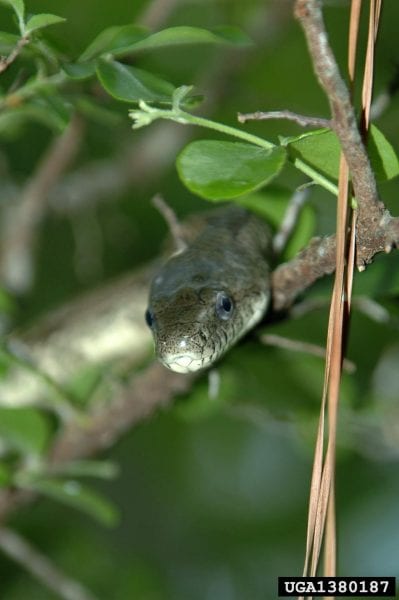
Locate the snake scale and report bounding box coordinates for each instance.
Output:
[145,205,273,373]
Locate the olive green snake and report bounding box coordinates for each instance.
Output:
[145,205,273,373]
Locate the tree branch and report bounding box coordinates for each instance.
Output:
[272,235,336,310]
[0,36,29,75]
[294,0,399,268]
[237,110,331,129]
[0,526,98,600]
[0,114,84,292]
[50,361,195,464]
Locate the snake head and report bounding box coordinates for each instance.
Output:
[145,285,240,373]
[145,281,268,373]
[145,206,272,373]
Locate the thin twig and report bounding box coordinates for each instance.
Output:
[152,194,187,252]
[0,527,98,600]
[0,36,30,75]
[0,113,84,292]
[237,110,331,129]
[273,187,310,254]
[260,333,356,373]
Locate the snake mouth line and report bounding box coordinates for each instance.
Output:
[161,352,214,374]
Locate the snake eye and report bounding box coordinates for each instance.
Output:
[145,308,155,328]
[215,292,233,320]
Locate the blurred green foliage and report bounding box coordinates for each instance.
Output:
[1,0,399,598]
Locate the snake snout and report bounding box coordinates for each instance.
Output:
[156,332,210,374]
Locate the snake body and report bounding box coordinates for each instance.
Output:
[145,205,273,373]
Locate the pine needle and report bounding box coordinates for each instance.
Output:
[301,2,383,597]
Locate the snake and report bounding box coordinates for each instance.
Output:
[145,204,273,373]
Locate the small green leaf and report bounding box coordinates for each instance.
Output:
[39,94,72,127]
[286,128,339,182]
[0,104,65,137]
[119,25,251,55]
[62,61,96,80]
[79,24,149,61]
[80,24,250,61]
[287,125,399,184]
[25,13,65,34]
[0,407,51,456]
[0,0,25,27]
[0,31,20,52]
[368,125,399,181]
[177,140,286,200]
[96,59,175,104]
[24,479,119,527]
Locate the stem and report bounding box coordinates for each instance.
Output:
[238,110,331,129]
[130,98,340,196]
[293,158,338,196]
[0,527,98,600]
[0,36,30,75]
[186,112,339,194]
[179,111,275,149]
[1,72,67,111]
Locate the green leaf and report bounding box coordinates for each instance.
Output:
[177,141,286,200]
[368,125,399,181]
[80,24,250,61]
[0,407,51,456]
[79,24,148,61]
[0,104,66,137]
[0,31,20,53]
[286,128,337,181]
[287,125,399,184]
[38,94,72,128]
[62,61,96,80]
[96,59,175,104]
[116,25,252,56]
[0,0,24,27]
[25,13,65,34]
[24,479,119,527]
